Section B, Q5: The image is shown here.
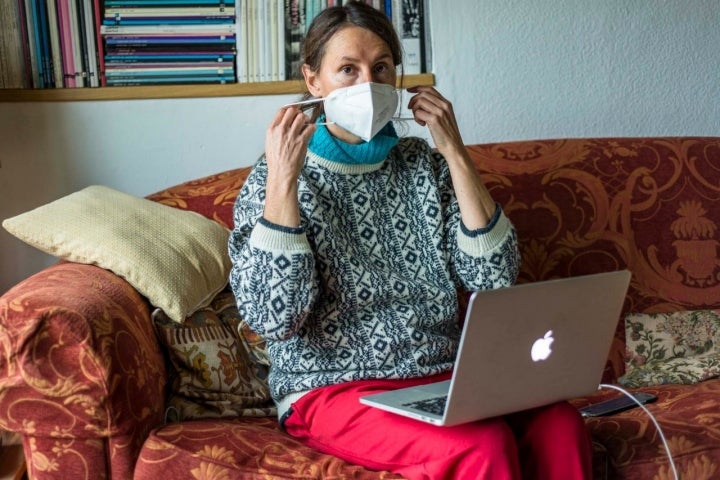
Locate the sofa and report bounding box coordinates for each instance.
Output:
[2,136,720,479]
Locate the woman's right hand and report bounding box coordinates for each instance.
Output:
[262,106,316,227]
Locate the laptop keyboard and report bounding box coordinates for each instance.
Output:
[402,396,447,416]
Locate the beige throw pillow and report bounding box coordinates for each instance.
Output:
[3,185,231,323]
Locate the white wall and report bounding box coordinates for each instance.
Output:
[2,0,719,293]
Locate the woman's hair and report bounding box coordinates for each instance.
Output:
[299,1,403,119]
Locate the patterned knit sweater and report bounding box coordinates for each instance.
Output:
[228,135,520,412]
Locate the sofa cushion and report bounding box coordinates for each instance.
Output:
[153,289,276,420]
[620,309,720,387]
[2,185,231,323]
[134,417,405,480]
[147,166,253,229]
[576,380,720,479]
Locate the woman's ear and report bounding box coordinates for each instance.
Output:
[302,64,322,97]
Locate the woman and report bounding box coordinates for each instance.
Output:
[229,2,592,478]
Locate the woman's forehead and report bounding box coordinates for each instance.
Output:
[322,26,392,64]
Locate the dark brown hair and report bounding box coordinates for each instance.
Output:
[299,1,403,119]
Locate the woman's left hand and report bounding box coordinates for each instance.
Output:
[406,85,465,159]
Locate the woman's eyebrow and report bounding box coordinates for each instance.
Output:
[336,53,393,64]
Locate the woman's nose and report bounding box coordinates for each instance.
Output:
[358,68,375,84]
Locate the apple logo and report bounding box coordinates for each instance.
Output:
[531,330,554,362]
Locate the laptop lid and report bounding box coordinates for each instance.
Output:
[360,270,631,426]
[442,269,631,426]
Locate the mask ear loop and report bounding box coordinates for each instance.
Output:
[392,88,416,122]
[283,97,335,125]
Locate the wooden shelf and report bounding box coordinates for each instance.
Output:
[0,73,435,102]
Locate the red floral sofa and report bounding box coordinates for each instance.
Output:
[2,137,720,479]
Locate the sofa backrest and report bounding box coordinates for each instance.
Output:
[151,137,720,381]
[468,137,720,379]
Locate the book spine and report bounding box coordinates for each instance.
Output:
[92,0,106,84]
[104,6,236,15]
[0,0,31,87]
[75,0,90,87]
[46,0,65,86]
[235,0,246,82]
[82,0,99,86]
[276,0,284,81]
[101,23,235,33]
[397,0,421,74]
[284,0,301,80]
[421,0,430,73]
[67,0,84,86]
[28,0,46,86]
[56,0,75,87]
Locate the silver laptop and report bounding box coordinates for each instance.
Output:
[359,270,631,426]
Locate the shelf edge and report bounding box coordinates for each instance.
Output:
[0,74,435,102]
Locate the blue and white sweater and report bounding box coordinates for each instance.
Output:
[228,135,520,415]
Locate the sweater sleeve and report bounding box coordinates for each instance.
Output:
[426,148,521,291]
[228,159,319,341]
[453,208,521,291]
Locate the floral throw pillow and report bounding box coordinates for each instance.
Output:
[620,309,720,388]
[153,289,277,420]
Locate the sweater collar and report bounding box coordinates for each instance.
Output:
[308,115,399,169]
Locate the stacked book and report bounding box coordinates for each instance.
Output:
[0,0,102,88]
[100,0,236,86]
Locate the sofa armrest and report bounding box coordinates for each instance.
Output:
[0,262,166,476]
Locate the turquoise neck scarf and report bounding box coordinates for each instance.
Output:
[308,115,399,165]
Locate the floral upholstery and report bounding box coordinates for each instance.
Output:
[621,309,720,388]
[0,263,166,479]
[153,289,277,420]
[2,137,720,479]
[135,417,403,480]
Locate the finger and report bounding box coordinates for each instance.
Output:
[408,88,448,113]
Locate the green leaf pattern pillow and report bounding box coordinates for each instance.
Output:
[620,309,720,388]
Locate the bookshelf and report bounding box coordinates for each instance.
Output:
[0,73,435,102]
[0,0,433,102]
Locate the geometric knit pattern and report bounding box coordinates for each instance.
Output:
[229,136,520,403]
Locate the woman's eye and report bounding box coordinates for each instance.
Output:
[341,66,354,74]
[375,64,393,75]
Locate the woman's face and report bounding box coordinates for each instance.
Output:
[303,25,397,99]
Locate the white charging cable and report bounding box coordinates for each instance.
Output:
[598,383,678,480]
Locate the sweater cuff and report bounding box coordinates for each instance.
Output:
[250,219,310,251]
[457,208,513,255]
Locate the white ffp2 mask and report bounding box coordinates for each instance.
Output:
[324,82,399,141]
[287,82,400,142]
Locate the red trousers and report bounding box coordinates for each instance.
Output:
[283,372,592,480]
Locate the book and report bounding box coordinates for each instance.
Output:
[104,53,234,60]
[101,23,235,34]
[396,0,423,74]
[76,0,91,87]
[93,0,106,84]
[105,0,236,6]
[48,0,66,86]
[57,0,75,86]
[104,6,236,17]
[283,0,303,80]
[0,0,31,87]
[421,0,431,73]
[102,16,234,25]
[234,0,247,81]
[106,75,233,84]
[105,36,236,45]
[67,0,84,86]
[31,0,52,87]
